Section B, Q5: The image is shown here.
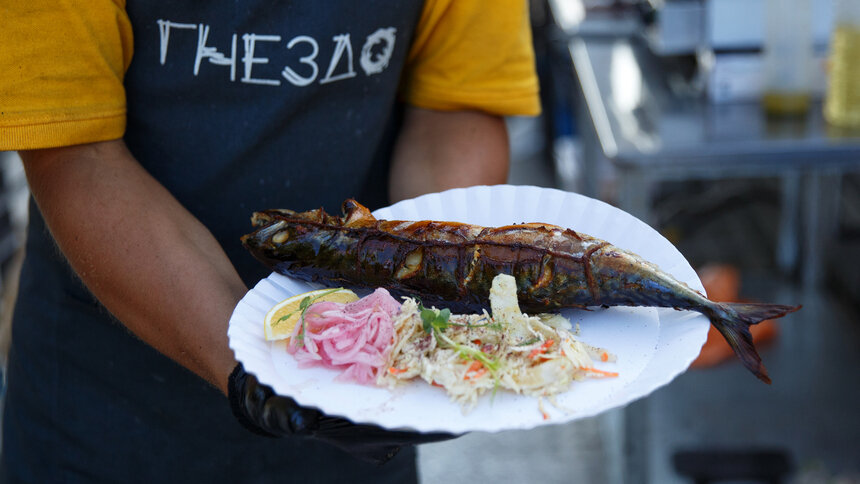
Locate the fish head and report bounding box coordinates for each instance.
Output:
[241,207,335,269]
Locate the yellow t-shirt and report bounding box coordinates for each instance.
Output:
[0,0,539,151]
[403,0,540,116]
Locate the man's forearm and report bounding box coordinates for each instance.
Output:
[20,140,244,394]
[388,107,510,202]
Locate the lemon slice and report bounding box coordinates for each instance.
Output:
[264,288,359,341]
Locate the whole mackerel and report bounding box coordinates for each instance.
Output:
[241,199,800,383]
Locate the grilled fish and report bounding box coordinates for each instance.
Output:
[241,199,800,383]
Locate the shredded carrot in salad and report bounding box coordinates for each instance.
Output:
[376,274,617,413]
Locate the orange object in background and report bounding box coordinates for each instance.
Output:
[691,264,780,369]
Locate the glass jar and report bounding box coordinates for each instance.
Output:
[823,0,860,128]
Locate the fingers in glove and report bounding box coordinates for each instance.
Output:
[229,363,459,465]
[229,363,322,436]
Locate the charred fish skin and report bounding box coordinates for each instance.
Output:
[461,224,602,312]
[242,199,800,383]
[243,206,468,304]
[243,202,725,314]
[589,246,702,309]
[242,204,605,312]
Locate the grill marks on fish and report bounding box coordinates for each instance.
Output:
[583,241,611,306]
[394,247,423,280]
[461,245,483,291]
[248,210,608,312]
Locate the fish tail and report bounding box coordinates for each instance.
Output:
[705,302,801,384]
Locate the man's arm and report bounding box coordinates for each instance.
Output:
[19,105,510,394]
[21,139,456,459]
[388,107,510,202]
[20,139,243,394]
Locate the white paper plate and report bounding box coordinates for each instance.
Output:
[228,185,709,433]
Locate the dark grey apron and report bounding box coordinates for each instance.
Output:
[2,2,425,482]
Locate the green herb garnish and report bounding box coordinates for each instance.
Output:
[515,336,542,347]
[285,288,347,347]
[417,300,501,375]
[420,306,451,333]
[434,330,500,373]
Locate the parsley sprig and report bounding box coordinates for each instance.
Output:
[281,288,346,347]
[417,301,500,374]
[420,306,451,333]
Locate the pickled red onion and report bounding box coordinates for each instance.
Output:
[287,288,400,384]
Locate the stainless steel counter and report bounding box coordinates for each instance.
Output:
[569,38,858,173]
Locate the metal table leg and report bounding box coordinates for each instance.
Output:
[802,169,843,291]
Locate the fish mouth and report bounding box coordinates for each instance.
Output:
[241,219,286,248]
[256,220,286,240]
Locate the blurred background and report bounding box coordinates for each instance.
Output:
[1,0,858,482]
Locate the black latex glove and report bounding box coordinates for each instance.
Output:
[227,363,457,464]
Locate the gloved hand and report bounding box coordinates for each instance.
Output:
[227,363,457,464]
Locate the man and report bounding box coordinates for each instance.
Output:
[0,1,539,481]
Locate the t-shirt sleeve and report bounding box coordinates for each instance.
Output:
[399,0,541,117]
[0,0,133,151]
